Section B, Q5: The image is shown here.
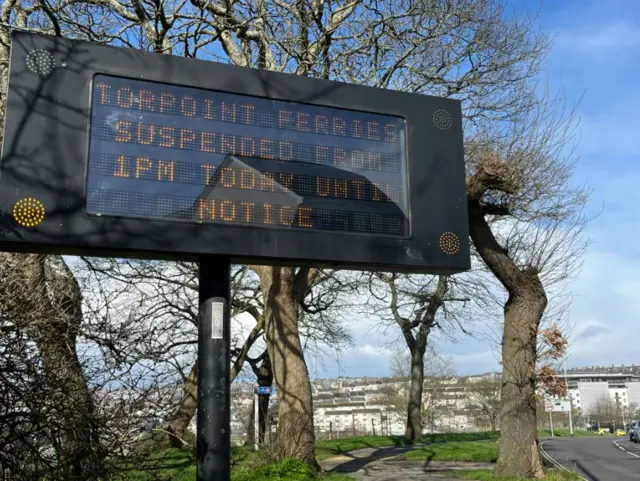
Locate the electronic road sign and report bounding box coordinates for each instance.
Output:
[0,32,469,273]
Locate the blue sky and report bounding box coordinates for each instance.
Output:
[307,0,640,379]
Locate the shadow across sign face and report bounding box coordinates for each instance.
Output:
[86,74,410,237]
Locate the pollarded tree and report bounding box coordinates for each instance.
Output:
[466,87,589,477]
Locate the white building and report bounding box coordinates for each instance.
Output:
[564,366,640,416]
[223,366,640,441]
[310,373,500,435]
[312,379,406,435]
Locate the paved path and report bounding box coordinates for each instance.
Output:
[319,445,494,480]
[542,436,640,480]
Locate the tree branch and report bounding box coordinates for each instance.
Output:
[481,202,512,216]
[230,315,264,382]
[384,274,415,349]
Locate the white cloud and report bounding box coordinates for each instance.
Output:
[355,344,394,358]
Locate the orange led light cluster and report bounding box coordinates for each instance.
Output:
[439,232,460,255]
[13,198,45,227]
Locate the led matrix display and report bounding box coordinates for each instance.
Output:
[87,75,410,236]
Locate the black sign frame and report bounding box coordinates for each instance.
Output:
[0,32,470,273]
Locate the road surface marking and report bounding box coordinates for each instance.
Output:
[613,440,640,458]
[539,441,588,481]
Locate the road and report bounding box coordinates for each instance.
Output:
[542,436,640,480]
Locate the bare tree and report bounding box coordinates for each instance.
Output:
[75,257,352,453]
[366,273,470,442]
[588,396,617,427]
[466,377,501,432]
[626,402,640,423]
[372,383,409,428]
[370,352,413,427]
[372,348,456,437]
[75,259,262,447]
[0,254,103,480]
[422,353,457,433]
[1,311,70,480]
[251,266,319,466]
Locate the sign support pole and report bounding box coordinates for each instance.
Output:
[254,392,260,452]
[197,256,231,481]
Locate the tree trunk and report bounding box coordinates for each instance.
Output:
[405,345,425,442]
[34,330,100,480]
[259,393,271,443]
[41,256,103,480]
[494,287,546,478]
[245,351,273,447]
[246,397,256,446]
[166,364,198,448]
[467,183,547,478]
[256,352,274,444]
[388,275,445,444]
[165,316,264,447]
[0,254,103,479]
[256,266,318,470]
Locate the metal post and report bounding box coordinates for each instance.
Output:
[549,411,554,437]
[563,361,574,437]
[197,256,231,481]
[254,392,259,451]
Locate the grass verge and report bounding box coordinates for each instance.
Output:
[315,431,500,460]
[108,452,351,481]
[114,429,590,480]
[399,440,498,463]
[232,458,352,481]
[315,435,415,461]
[447,468,582,481]
[538,429,599,438]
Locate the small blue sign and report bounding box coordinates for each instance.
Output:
[256,386,274,395]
